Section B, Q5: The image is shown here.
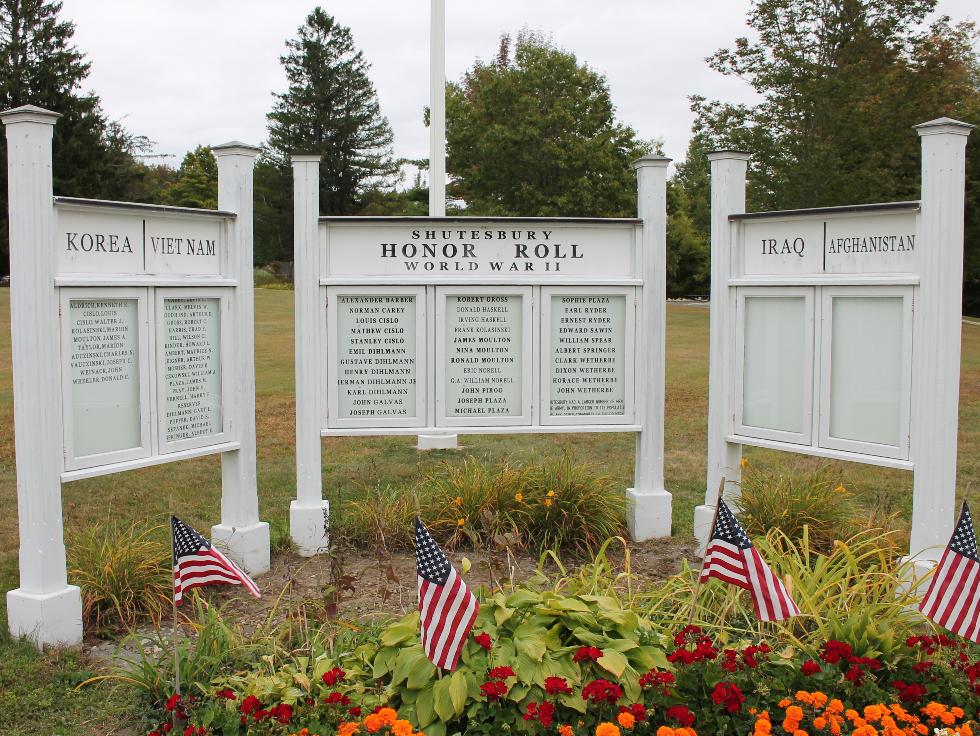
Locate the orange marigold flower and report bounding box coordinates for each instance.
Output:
[951,708,965,719]
[814,718,827,729]
[780,699,792,709]
[794,730,809,736]
[559,728,575,736]
[338,724,360,736]
[618,712,636,729]
[796,692,814,706]
[812,693,828,709]
[679,729,698,736]
[941,712,957,726]
[657,728,675,736]
[960,724,973,736]
[392,720,413,736]
[364,714,382,733]
[756,719,773,735]
[787,707,805,722]
[830,723,841,736]
[846,710,860,721]
[784,719,801,733]
[596,724,622,736]
[377,708,397,727]
[923,704,945,719]
[865,706,886,722]
[826,700,844,715]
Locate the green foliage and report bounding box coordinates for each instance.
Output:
[372,586,667,735]
[446,30,650,217]
[736,467,863,553]
[338,456,627,556]
[266,7,398,216]
[162,146,218,209]
[66,522,171,633]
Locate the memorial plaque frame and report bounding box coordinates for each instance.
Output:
[435,285,534,428]
[538,286,637,426]
[59,287,152,471]
[733,286,815,447]
[154,287,233,454]
[325,285,428,429]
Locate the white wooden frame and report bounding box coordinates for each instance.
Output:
[435,284,534,427]
[60,287,153,471]
[818,285,913,460]
[734,285,815,445]
[325,285,428,429]
[538,285,636,425]
[154,286,235,454]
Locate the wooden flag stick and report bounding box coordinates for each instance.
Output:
[170,515,181,732]
[687,477,726,628]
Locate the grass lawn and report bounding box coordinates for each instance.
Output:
[0,288,977,734]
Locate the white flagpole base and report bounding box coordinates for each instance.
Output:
[7,585,83,647]
[290,500,330,556]
[898,554,939,597]
[627,488,672,540]
[417,433,458,450]
[693,504,717,556]
[211,522,270,576]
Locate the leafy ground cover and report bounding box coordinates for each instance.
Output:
[0,290,977,734]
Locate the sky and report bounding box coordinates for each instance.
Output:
[58,0,978,181]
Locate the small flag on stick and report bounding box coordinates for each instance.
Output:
[918,502,980,642]
[171,516,261,605]
[416,516,478,670]
[700,499,800,622]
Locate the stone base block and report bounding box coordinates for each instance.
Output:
[290,500,330,556]
[898,555,939,597]
[627,488,672,541]
[211,521,271,576]
[417,433,459,450]
[7,585,83,648]
[693,504,718,556]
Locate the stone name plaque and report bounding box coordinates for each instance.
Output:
[549,294,627,417]
[69,298,142,457]
[335,294,419,419]
[445,294,523,417]
[163,297,222,442]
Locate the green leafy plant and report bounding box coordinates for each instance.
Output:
[66,522,172,632]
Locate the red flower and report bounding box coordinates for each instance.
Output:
[844,665,865,686]
[165,694,181,712]
[913,661,934,674]
[349,707,362,718]
[523,702,539,721]
[622,703,648,722]
[321,667,346,686]
[480,680,508,700]
[820,640,853,664]
[639,669,675,694]
[673,625,703,646]
[537,701,554,727]
[488,666,515,680]
[722,649,739,672]
[801,660,822,676]
[581,679,623,706]
[892,680,928,704]
[545,676,573,695]
[324,692,350,705]
[573,646,603,662]
[216,688,236,700]
[271,703,293,724]
[474,632,493,650]
[162,724,173,734]
[711,682,745,713]
[182,727,194,736]
[240,695,262,715]
[667,705,697,727]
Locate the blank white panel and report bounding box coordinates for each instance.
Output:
[742,296,806,433]
[829,296,903,446]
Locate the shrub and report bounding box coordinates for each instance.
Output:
[341,483,418,552]
[736,467,863,552]
[67,522,172,632]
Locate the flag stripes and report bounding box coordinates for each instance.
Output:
[919,502,980,642]
[172,517,261,605]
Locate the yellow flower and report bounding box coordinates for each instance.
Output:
[547,489,556,497]
[544,498,553,507]
[453,495,463,506]
[515,492,524,502]
[740,457,749,469]
[457,518,466,526]
[834,483,846,494]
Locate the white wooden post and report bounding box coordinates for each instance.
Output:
[3,105,83,646]
[907,118,974,569]
[210,142,269,575]
[694,150,749,551]
[628,155,672,539]
[290,154,329,555]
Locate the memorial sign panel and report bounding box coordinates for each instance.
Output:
[62,290,149,467]
[158,293,226,449]
[436,287,532,427]
[327,286,426,428]
[541,287,634,424]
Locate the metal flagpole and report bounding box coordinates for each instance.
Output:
[429,0,446,216]
[686,477,726,628]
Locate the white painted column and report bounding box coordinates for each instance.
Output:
[694,151,750,551]
[210,142,269,575]
[417,0,458,451]
[907,118,974,568]
[628,155,672,540]
[290,155,329,555]
[3,105,83,646]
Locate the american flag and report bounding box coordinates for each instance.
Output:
[171,516,261,605]
[700,499,800,621]
[918,502,980,642]
[416,516,478,670]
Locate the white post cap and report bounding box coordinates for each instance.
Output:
[706,150,751,162]
[632,154,672,169]
[914,117,975,137]
[212,141,261,157]
[0,104,61,126]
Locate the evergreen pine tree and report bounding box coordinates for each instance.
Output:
[266,8,398,217]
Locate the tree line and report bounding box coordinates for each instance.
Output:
[1,1,978,311]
